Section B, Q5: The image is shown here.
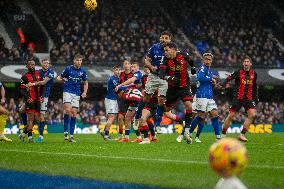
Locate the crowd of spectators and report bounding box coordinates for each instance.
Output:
[4,98,284,126]
[0,35,23,64]
[0,35,41,65]
[165,0,283,67]
[29,0,283,67]
[1,0,283,67]
[31,0,172,65]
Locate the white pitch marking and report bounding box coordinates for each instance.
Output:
[0,149,283,170]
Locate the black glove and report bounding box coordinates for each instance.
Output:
[191,67,196,75]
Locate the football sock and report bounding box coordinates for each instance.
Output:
[189,116,201,134]
[20,113,28,127]
[155,106,164,126]
[38,121,45,136]
[241,128,247,135]
[135,100,145,120]
[125,129,130,139]
[63,114,70,132]
[148,122,156,137]
[181,127,185,136]
[28,131,32,138]
[119,128,123,135]
[196,122,205,138]
[185,110,193,128]
[222,127,228,135]
[140,125,149,138]
[211,117,221,138]
[23,126,28,134]
[70,117,76,135]
[135,129,141,137]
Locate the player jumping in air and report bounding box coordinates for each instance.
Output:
[159,42,196,144]
[18,59,45,143]
[222,56,258,142]
[137,31,171,144]
[187,53,222,144]
[57,54,88,142]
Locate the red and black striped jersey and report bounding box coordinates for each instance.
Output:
[160,51,194,88]
[226,69,258,101]
[20,70,44,102]
[119,71,133,84]
[141,74,148,90]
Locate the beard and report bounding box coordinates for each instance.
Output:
[28,68,35,73]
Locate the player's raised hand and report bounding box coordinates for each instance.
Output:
[212,77,217,85]
[27,82,35,88]
[151,66,158,72]
[81,92,87,98]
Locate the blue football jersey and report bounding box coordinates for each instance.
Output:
[133,70,143,85]
[106,75,120,100]
[61,65,88,96]
[146,43,165,75]
[39,68,54,98]
[196,64,215,99]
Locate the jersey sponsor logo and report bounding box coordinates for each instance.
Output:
[241,79,253,85]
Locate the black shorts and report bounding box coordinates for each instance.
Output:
[26,101,40,114]
[118,99,129,115]
[165,87,193,108]
[230,99,256,112]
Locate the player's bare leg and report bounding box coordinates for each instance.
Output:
[0,106,12,142]
[139,108,151,144]
[222,111,236,137]
[238,109,256,142]
[118,110,135,142]
[117,113,125,140]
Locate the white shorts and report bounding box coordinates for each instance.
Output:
[196,98,217,112]
[192,96,197,112]
[105,98,118,115]
[40,97,49,114]
[144,74,168,96]
[63,92,80,108]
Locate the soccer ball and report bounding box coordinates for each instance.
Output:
[84,0,97,11]
[209,138,248,177]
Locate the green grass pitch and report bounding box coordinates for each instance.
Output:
[0,133,283,189]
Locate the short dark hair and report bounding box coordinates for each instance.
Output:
[242,55,252,63]
[41,58,49,62]
[74,54,83,60]
[161,31,172,39]
[164,42,177,50]
[25,58,35,65]
[112,65,120,70]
